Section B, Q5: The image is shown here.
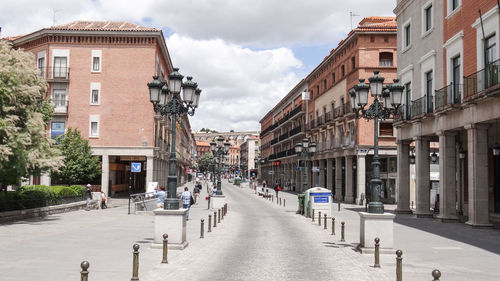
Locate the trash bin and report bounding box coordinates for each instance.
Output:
[304,187,333,218]
[298,193,305,214]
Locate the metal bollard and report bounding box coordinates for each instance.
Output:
[284,198,286,207]
[331,217,335,235]
[208,196,211,210]
[131,244,140,281]
[312,209,315,222]
[208,215,212,232]
[324,214,327,230]
[396,250,403,281]
[340,222,345,242]
[200,219,205,238]
[432,269,441,281]
[80,261,89,281]
[161,234,168,264]
[338,201,341,212]
[374,237,380,268]
[318,211,321,226]
[214,211,217,227]
[272,195,274,202]
[221,208,224,220]
[280,197,282,205]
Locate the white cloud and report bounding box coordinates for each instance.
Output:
[167,34,302,131]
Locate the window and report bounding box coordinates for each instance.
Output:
[370,35,375,43]
[332,72,336,84]
[424,4,432,32]
[448,0,461,15]
[53,57,67,78]
[323,79,327,90]
[452,56,460,85]
[52,89,66,108]
[404,23,411,47]
[426,70,433,111]
[379,52,393,66]
[38,57,45,77]
[451,0,459,10]
[89,115,99,138]
[51,122,65,140]
[341,65,345,77]
[486,34,497,64]
[91,50,102,73]
[351,56,356,69]
[405,82,411,118]
[90,82,100,105]
[379,122,394,137]
[384,35,389,43]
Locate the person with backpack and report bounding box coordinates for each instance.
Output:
[274,183,280,198]
[181,187,193,220]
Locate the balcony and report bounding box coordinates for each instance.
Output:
[434,83,462,112]
[334,105,345,119]
[316,115,324,127]
[410,95,433,118]
[287,148,296,156]
[41,66,70,81]
[51,100,68,114]
[270,138,279,145]
[324,111,333,123]
[464,59,500,100]
[289,126,302,137]
[277,151,287,158]
[278,132,289,142]
[306,119,315,130]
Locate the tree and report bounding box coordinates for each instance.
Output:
[197,153,212,173]
[51,128,102,185]
[0,40,63,189]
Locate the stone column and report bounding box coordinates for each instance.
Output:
[396,140,411,213]
[415,137,432,217]
[307,160,313,189]
[146,156,154,186]
[101,154,109,196]
[437,131,458,221]
[335,157,343,200]
[319,159,326,187]
[465,124,491,226]
[326,158,333,192]
[345,156,354,203]
[356,155,366,205]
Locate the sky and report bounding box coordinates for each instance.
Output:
[0,0,396,132]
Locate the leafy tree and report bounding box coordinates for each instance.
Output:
[0,40,63,189]
[51,128,102,184]
[197,153,212,173]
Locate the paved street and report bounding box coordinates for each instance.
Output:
[1,180,500,281]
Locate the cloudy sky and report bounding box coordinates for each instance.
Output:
[0,0,396,132]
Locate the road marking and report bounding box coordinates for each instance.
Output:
[431,246,463,250]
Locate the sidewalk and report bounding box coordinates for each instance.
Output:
[253,185,500,281]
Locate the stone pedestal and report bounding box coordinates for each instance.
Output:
[153,208,189,250]
[358,212,395,254]
[211,195,226,209]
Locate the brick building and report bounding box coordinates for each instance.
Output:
[394,0,500,226]
[8,21,195,195]
[260,17,398,200]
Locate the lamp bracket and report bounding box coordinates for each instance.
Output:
[356,98,401,121]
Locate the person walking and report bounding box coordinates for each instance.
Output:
[155,185,166,208]
[194,179,202,204]
[212,185,217,196]
[85,184,92,211]
[181,187,193,220]
[262,180,267,193]
[274,183,280,198]
[100,191,107,209]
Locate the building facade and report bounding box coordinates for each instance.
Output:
[394,0,500,226]
[10,21,195,195]
[239,136,260,178]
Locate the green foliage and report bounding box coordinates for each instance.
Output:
[0,40,62,188]
[0,184,85,212]
[199,128,218,133]
[197,153,212,173]
[51,128,102,185]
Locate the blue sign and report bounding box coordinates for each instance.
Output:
[314,196,329,203]
[310,192,331,196]
[131,162,141,173]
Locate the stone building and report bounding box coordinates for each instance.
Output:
[394,0,500,226]
[8,21,195,195]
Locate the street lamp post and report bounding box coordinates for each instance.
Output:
[147,68,201,210]
[295,138,317,192]
[210,136,230,195]
[351,71,403,214]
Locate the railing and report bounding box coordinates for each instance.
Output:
[41,66,70,80]
[324,111,332,122]
[269,153,277,160]
[289,104,303,117]
[306,119,315,130]
[464,59,500,99]
[334,105,345,118]
[434,83,462,111]
[287,148,296,156]
[278,132,289,142]
[277,151,287,158]
[289,126,302,137]
[316,115,324,127]
[51,99,68,114]
[270,138,278,145]
[344,103,352,115]
[410,95,433,118]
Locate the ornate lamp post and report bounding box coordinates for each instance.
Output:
[351,71,403,214]
[295,138,317,191]
[210,136,230,195]
[147,68,201,210]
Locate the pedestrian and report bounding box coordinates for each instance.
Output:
[181,187,193,220]
[194,179,202,204]
[274,183,280,198]
[212,185,217,196]
[262,180,267,193]
[85,184,92,211]
[100,191,107,209]
[155,185,166,208]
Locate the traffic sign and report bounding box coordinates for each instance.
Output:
[131,162,141,173]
